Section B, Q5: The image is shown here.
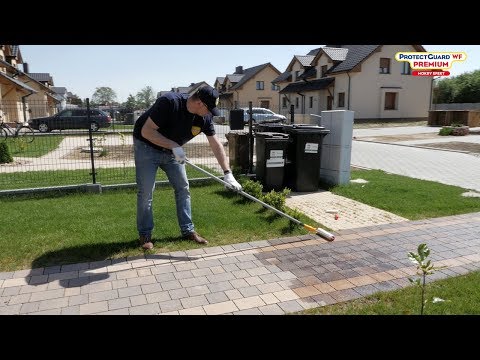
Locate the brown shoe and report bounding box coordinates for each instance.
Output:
[139,234,153,250]
[183,231,208,245]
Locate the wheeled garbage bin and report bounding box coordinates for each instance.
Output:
[283,124,330,192]
[225,130,249,173]
[255,132,289,191]
[255,123,286,133]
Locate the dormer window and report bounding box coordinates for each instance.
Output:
[321,65,328,78]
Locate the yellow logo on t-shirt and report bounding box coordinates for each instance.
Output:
[191,126,201,136]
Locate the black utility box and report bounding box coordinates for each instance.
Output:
[229,109,245,130]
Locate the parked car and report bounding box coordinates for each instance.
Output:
[29,108,112,133]
[241,107,287,124]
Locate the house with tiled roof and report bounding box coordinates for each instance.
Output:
[27,72,54,86]
[0,45,38,123]
[213,77,225,92]
[17,72,59,117]
[157,81,210,98]
[216,63,281,110]
[51,87,68,110]
[274,45,431,122]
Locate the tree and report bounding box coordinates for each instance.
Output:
[136,86,156,109]
[433,78,455,103]
[123,94,137,112]
[433,69,480,103]
[68,93,83,106]
[91,87,117,106]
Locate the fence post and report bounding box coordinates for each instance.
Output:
[248,101,254,174]
[86,98,97,184]
[290,104,295,124]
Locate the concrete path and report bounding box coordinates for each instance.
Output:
[1,212,479,315]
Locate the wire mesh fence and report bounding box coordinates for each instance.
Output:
[0,99,320,192]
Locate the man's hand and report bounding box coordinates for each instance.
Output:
[224,172,242,191]
[172,147,186,164]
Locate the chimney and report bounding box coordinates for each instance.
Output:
[23,62,29,73]
[190,83,195,86]
[235,66,243,74]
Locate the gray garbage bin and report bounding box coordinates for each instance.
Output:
[255,132,289,191]
[225,130,249,173]
[283,124,330,192]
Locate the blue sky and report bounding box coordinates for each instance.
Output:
[19,45,480,103]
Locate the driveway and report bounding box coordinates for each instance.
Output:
[351,126,480,191]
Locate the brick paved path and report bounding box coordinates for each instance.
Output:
[1,212,479,315]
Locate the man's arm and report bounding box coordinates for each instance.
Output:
[206,134,229,171]
[141,117,179,149]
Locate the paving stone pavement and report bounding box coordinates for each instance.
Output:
[1,212,479,315]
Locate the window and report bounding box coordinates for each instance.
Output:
[271,84,279,91]
[260,101,269,109]
[380,58,390,74]
[256,81,264,90]
[295,70,300,80]
[59,110,73,117]
[295,97,299,109]
[282,97,288,108]
[384,92,397,110]
[401,62,411,75]
[338,92,345,108]
[321,65,328,78]
[327,96,333,110]
[309,96,313,108]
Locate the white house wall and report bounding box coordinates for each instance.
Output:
[348,45,431,120]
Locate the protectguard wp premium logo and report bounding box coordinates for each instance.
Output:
[395,51,467,77]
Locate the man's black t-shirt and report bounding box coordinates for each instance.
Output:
[133,92,216,151]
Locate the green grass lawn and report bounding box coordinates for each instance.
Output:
[329,169,480,220]
[0,182,317,272]
[0,165,214,190]
[297,270,480,315]
[6,135,64,157]
[108,124,134,131]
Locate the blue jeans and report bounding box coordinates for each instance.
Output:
[134,138,194,237]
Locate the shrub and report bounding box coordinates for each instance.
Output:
[0,142,13,163]
[261,188,291,212]
[439,127,453,136]
[241,179,263,200]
